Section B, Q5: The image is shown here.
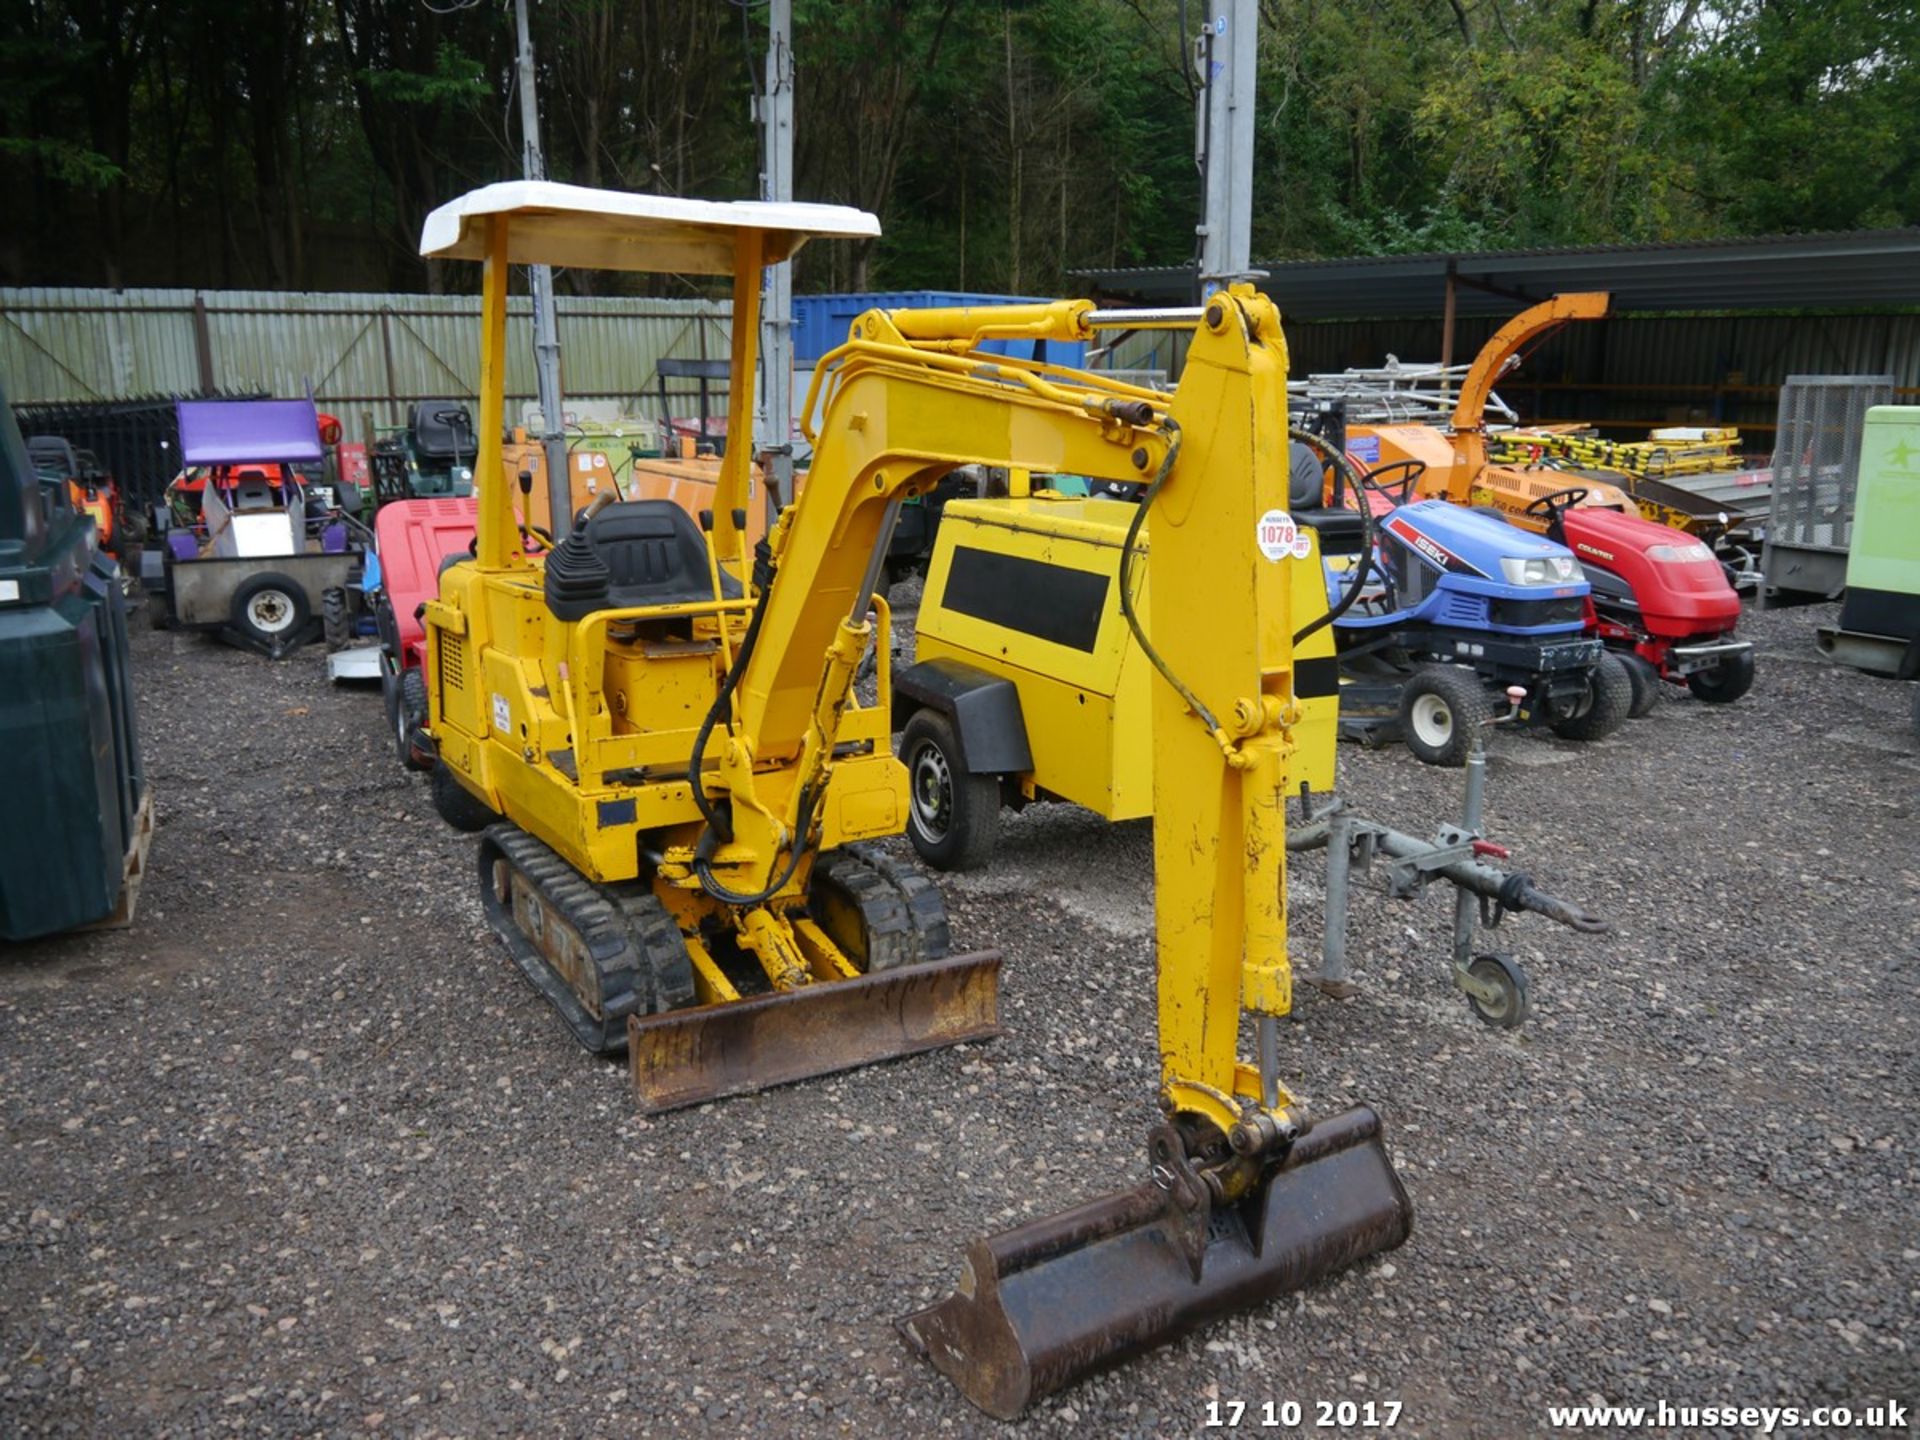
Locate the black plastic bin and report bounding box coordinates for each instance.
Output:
[0,384,148,941]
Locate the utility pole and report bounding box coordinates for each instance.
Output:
[1193,0,1259,298]
[513,0,572,540]
[754,0,797,517]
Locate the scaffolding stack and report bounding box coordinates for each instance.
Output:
[1286,359,1518,426]
[1488,426,1749,480]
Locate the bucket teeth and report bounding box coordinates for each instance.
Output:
[630,950,1003,1113]
[898,1105,1414,1420]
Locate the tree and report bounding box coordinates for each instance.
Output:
[0,0,1913,291]
[1652,0,1920,235]
[331,0,501,290]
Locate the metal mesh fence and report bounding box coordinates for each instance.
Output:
[14,391,267,509]
[1767,375,1896,552]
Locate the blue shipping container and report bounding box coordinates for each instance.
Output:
[791,291,1089,368]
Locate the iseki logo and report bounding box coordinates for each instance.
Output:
[1409,531,1454,570]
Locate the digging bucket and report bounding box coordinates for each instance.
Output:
[630,950,1003,1112]
[897,1104,1413,1420]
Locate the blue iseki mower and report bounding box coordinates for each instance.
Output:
[1295,447,1629,766]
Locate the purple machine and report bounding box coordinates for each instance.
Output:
[141,399,365,657]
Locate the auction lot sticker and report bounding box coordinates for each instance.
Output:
[1257,509,1314,561]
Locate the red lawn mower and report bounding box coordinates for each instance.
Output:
[1525,486,1753,716]
[369,496,481,769]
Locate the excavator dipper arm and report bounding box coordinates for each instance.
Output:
[852,291,1416,1417]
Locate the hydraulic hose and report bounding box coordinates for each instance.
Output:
[692,781,822,908]
[1288,425,1379,646]
[685,536,835,908]
[686,541,779,873]
[1117,420,1226,738]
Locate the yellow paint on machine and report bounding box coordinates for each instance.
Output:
[915,491,1336,823]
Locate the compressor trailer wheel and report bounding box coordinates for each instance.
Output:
[901,710,1000,870]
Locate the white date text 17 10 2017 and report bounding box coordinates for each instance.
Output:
[1204,1399,1404,1429]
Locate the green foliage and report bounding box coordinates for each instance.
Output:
[1652,0,1920,235]
[871,0,1199,290]
[1,0,1914,290]
[1315,203,1496,258]
[362,43,489,109]
[1413,43,1671,243]
[0,137,122,191]
[0,28,123,191]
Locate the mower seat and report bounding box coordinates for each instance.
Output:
[27,436,78,480]
[231,476,277,511]
[410,402,473,461]
[1289,441,1326,509]
[586,500,738,608]
[1296,508,1366,557]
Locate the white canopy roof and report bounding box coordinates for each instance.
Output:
[419,181,880,274]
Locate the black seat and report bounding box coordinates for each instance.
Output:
[1289,440,1326,510]
[27,436,78,480]
[410,402,473,461]
[1295,507,1366,556]
[586,500,738,607]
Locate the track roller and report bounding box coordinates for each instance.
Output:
[477,824,694,1053]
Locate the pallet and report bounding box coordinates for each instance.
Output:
[81,789,155,933]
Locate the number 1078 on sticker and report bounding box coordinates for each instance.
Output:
[1255,508,1315,561]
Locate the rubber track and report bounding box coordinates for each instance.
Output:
[810,849,916,972]
[479,824,650,1054]
[609,885,696,1014]
[847,844,954,967]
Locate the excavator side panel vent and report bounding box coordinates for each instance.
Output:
[440,633,467,692]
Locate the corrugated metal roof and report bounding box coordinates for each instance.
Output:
[1076,229,1920,318]
[1095,306,1920,438]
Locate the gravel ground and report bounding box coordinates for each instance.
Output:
[3,597,1916,1438]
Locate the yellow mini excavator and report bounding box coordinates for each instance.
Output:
[416,182,1411,1416]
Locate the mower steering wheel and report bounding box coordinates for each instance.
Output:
[1525,486,1590,524]
[1359,458,1427,505]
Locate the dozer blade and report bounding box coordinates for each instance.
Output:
[897,1105,1413,1420]
[630,951,1002,1113]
